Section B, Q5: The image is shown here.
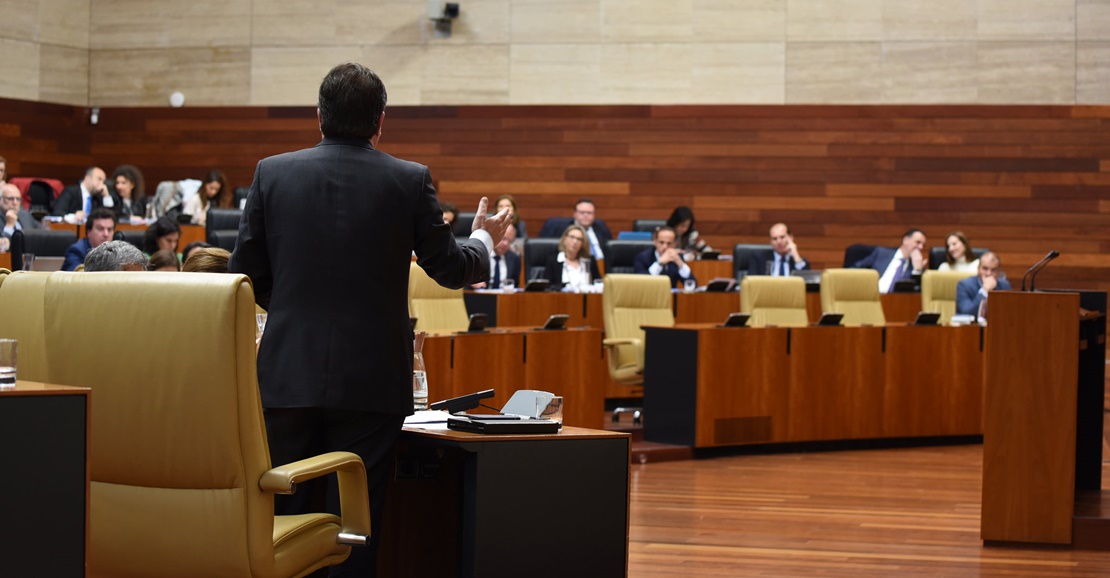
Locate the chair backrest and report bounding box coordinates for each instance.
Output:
[842,243,877,268]
[0,271,282,576]
[740,276,809,327]
[928,246,989,270]
[20,228,77,256]
[604,240,653,274]
[9,177,64,211]
[115,229,145,250]
[632,219,666,233]
[603,274,674,376]
[452,212,476,237]
[206,207,242,232]
[208,229,239,251]
[233,186,250,209]
[921,270,976,324]
[617,231,652,241]
[732,244,772,277]
[408,261,468,332]
[523,237,560,281]
[820,268,886,326]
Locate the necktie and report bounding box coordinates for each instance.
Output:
[491,255,501,288]
[780,258,788,277]
[897,257,909,279]
[84,194,92,215]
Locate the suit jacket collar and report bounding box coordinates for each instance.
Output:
[318,137,374,150]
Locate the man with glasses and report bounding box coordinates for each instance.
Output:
[633,226,695,288]
[1,183,41,253]
[538,198,613,261]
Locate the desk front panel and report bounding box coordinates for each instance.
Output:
[788,326,886,441]
[884,325,983,437]
[674,291,738,324]
[464,291,603,329]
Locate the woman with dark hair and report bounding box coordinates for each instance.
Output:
[111,164,148,222]
[495,194,527,239]
[440,201,458,226]
[143,216,182,255]
[182,169,231,226]
[666,206,710,258]
[543,224,600,292]
[938,231,979,272]
[147,249,180,272]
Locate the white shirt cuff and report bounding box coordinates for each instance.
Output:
[678,263,692,278]
[648,262,663,276]
[469,229,494,255]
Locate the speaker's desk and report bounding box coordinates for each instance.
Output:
[643,323,983,448]
[421,326,607,429]
[379,425,630,578]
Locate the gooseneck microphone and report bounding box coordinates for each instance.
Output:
[1021,250,1060,292]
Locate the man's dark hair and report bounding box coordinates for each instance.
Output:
[87,207,117,234]
[318,63,388,140]
[902,228,924,239]
[574,198,594,208]
[143,216,182,254]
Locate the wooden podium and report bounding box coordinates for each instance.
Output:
[981,290,1107,545]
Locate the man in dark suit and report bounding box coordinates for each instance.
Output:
[2,183,42,240]
[538,198,612,260]
[473,222,521,289]
[228,63,509,578]
[747,222,810,277]
[52,166,120,224]
[852,228,927,293]
[633,226,695,288]
[61,208,116,271]
[956,251,1011,317]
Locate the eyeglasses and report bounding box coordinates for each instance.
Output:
[1,196,20,202]
[565,235,585,242]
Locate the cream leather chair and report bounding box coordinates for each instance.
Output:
[820,268,886,326]
[921,270,975,325]
[0,271,370,578]
[602,274,675,384]
[408,261,468,333]
[740,276,809,327]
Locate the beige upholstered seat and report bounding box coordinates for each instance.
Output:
[0,271,370,578]
[408,261,468,333]
[602,274,674,384]
[921,270,975,325]
[820,268,886,326]
[740,276,809,327]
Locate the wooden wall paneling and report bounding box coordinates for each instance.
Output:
[523,328,606,430]
[450,331,525,410]
[421,334,454,403]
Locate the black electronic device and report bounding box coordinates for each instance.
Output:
[428,389,496,413]
[524,279,550,292]
[912,312,941,326]
[721,312,750,328]
[447,415,561,434]
[705,278,736,292]
[700,251,720,260]
[816,313,844,326]
[466,313,489,332]
[539,314,570,330]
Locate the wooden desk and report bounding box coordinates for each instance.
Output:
[422,327,607,429]
[643,324,984,448]
[673,291,738,324]
[464,290,603,329]
[0,381,90,577]
[0,252,10,270]
[380,426,630,578]
[688,259,732,281]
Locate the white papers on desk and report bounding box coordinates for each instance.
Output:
[404,410,451,428]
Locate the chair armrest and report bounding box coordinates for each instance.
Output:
[260,451,370,544]
[602,338,640,347]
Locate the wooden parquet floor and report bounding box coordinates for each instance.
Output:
[628,445,1110,577]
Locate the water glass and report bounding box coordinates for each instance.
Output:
[255,313,267,344]
[593,279,604,293]
[502,278,515,293]
[684,279,697,293]
[537,395,563,425]
[22,253,35,271]
[0,338,17,389]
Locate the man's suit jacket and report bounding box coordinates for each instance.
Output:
[747,249,810,277]
[538,217,613,247]
[1,209,42,238]
[52,185,121,217]
[956,275,1012,316]
[632,247,694,288]
[852,246,898,273]
[229,137,490,415]
[543,252,601,290]
[62,238,92,271]
[489,250,521,288]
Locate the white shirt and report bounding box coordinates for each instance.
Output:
[584,226,604,260]
[489,251,509,287]
[772,252,806,277]
[64,182,114,224]
[557,252,593,291]
[647,251,692,279]
[879,252,909,293]
[938,258,979,273]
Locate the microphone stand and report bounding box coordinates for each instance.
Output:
[1021,250,1060,292]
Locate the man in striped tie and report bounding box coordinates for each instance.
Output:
[852,228,928,293]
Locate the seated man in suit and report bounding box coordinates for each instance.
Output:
[956,251,1011,317]
[538,198,612,261]
[852,228,927,293]
[1,183,42,252]
[633,226,695,288]
[52,166,120,224]
[62,208,116,271]
[748,222,810,276]
[472,222,520,289]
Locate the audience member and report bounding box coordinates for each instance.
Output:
[182,247,231,273]
[938,231,979,273]
[181,241,214,262]
[63,208,117,271]
[538,198,612,260]
[147,249,181,272]
[440,201,458,226]
[84,240,149,272]
[2,182,41,240]
[111,165,148,222]
[0,154,6,184]
[53,166,119,224]
[666,206,710,257]
[749,222,809,277]
[182,169,230,226]
[473,224,520,289]
[633,226,695,288]
[143,216,182,255]
[496,194,527,239]
[152,180,183,219]
[956,251,1011,317]
[853,228,927,293]
[544,224,600,291]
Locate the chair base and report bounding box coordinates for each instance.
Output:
[613,407,642,425]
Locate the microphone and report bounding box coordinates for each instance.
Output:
[1021,250,1060,292]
